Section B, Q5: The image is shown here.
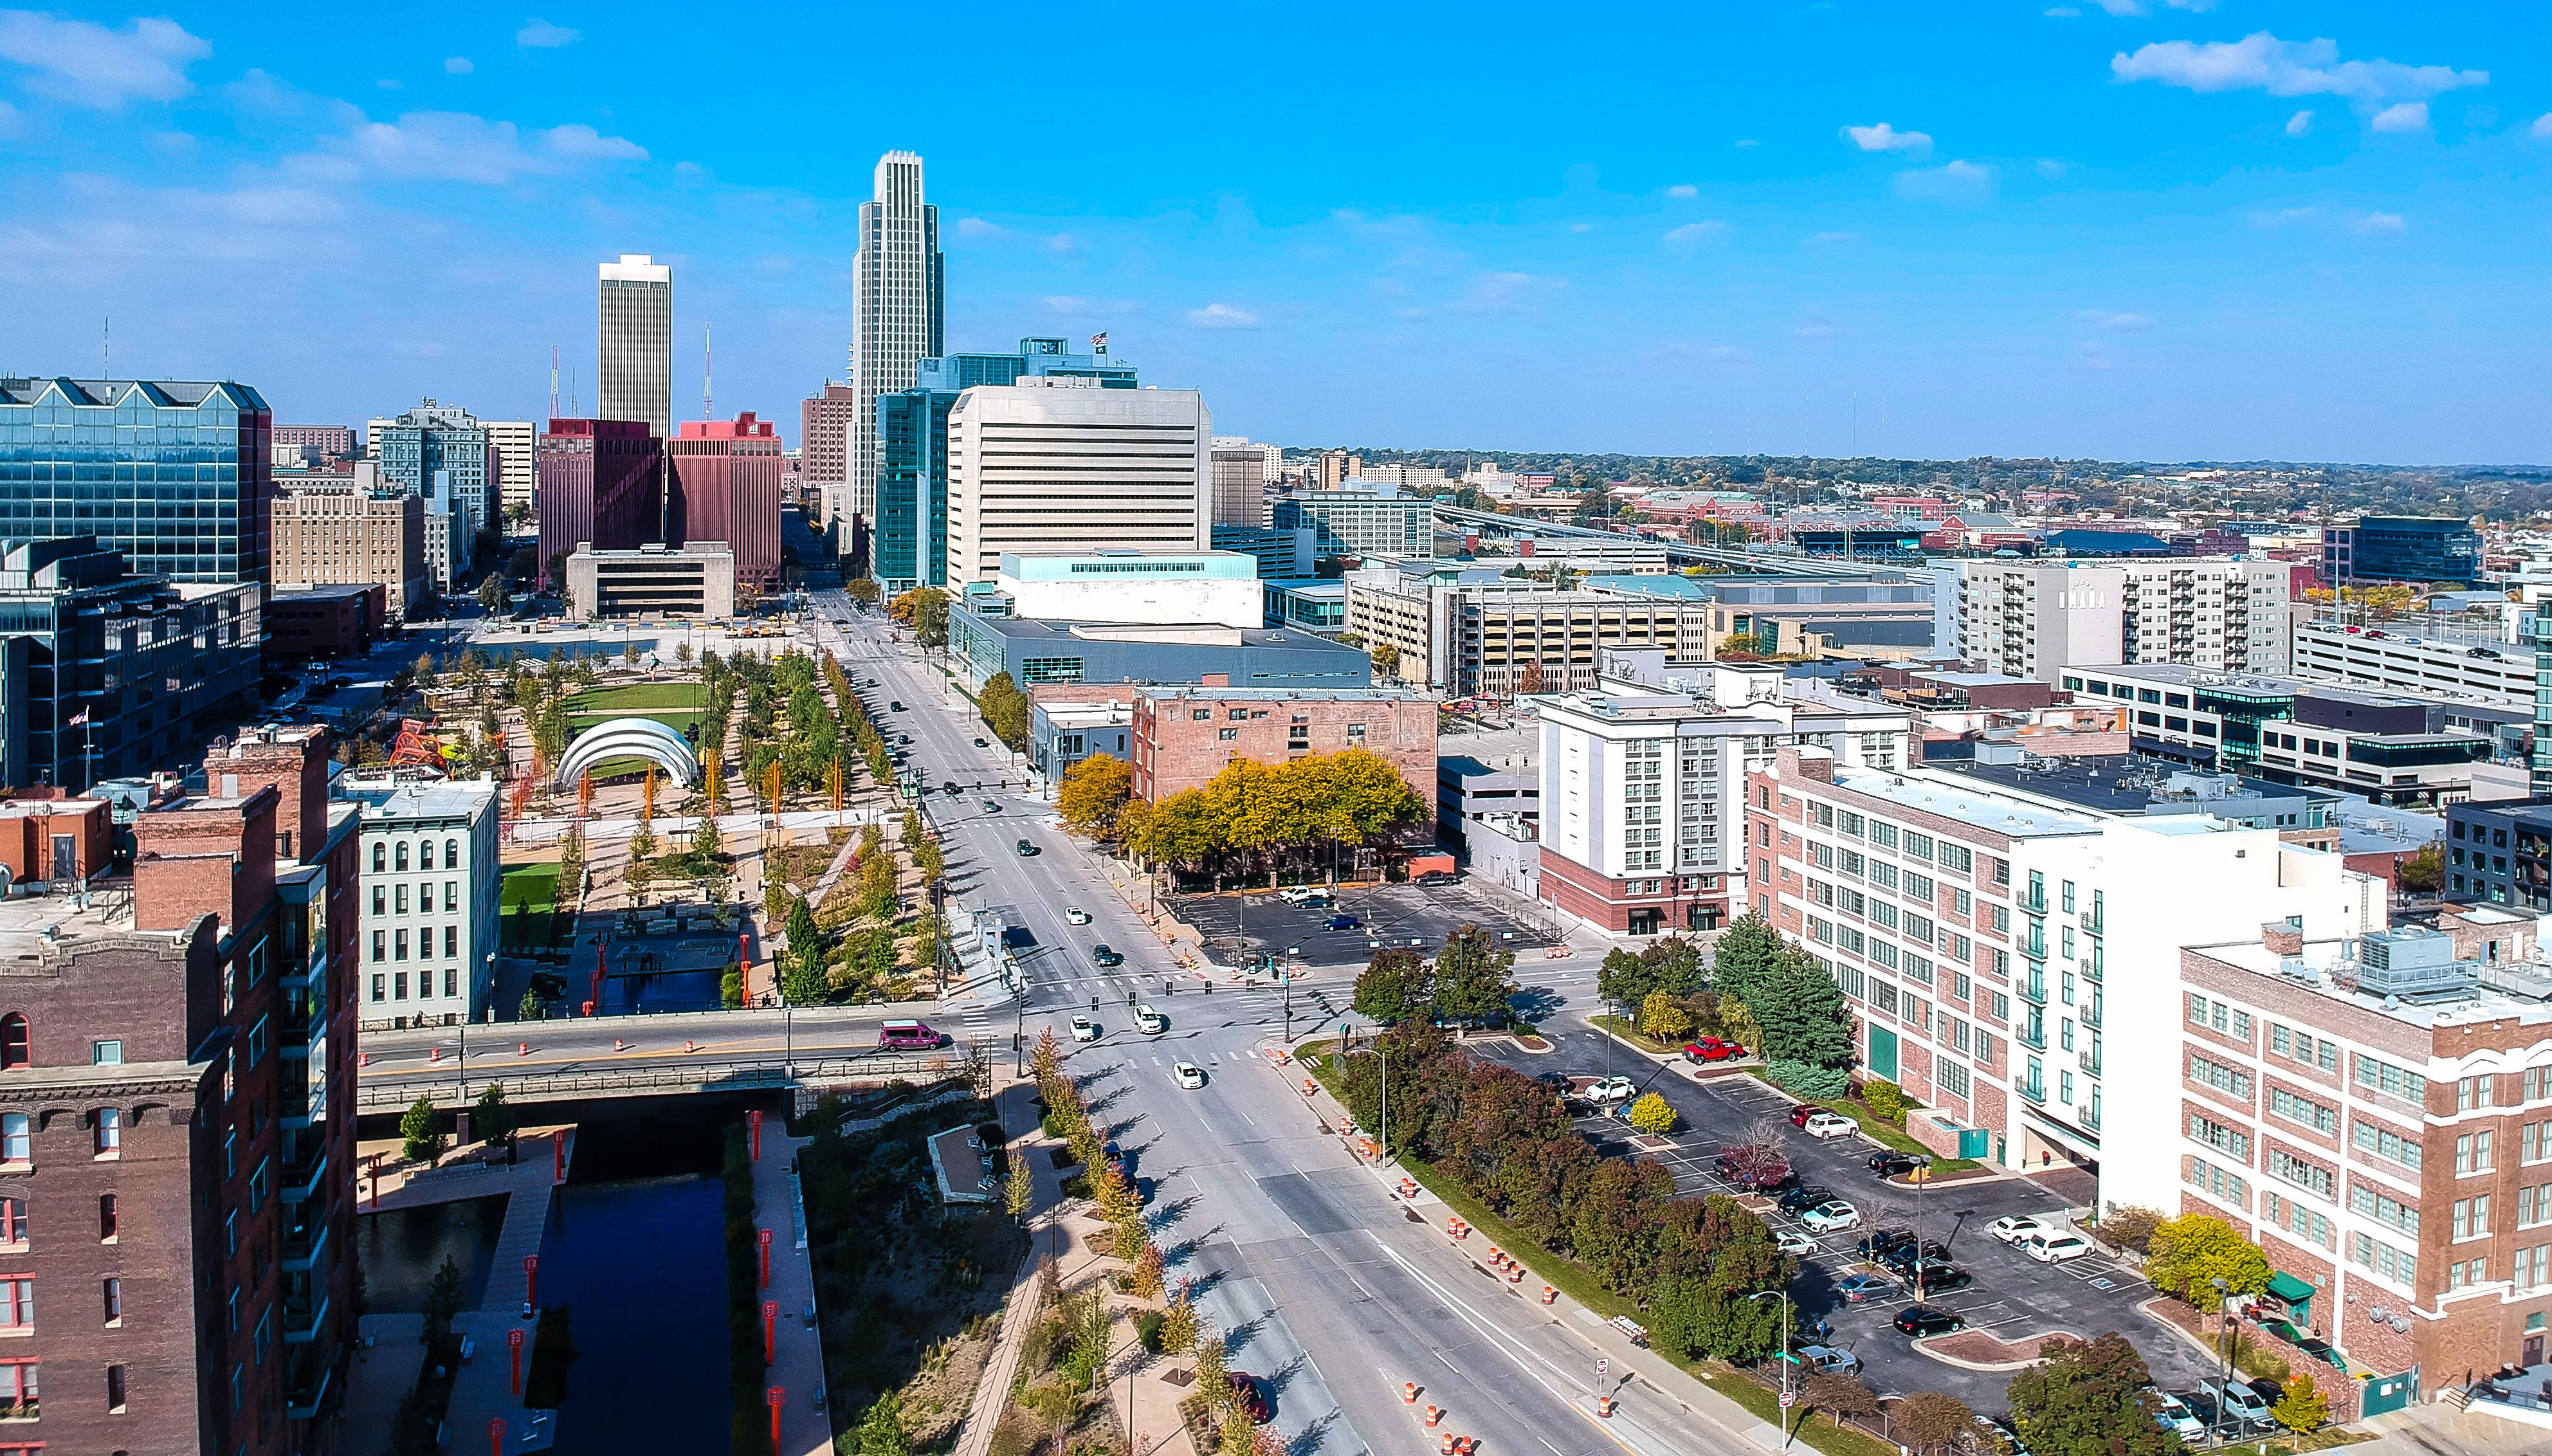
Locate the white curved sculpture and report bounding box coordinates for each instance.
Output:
[552,716,699,790]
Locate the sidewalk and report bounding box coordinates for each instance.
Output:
[951,1082,1073,1456]
[758,1127,834,1456]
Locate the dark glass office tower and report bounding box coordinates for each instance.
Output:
[0,376,272,585]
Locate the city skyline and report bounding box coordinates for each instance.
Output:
[0,5,2544,463]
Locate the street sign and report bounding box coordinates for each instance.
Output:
[1778,1392,1796,1409]
[1596,1359,1608,1377]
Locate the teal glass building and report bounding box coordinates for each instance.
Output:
[0,376,273,585]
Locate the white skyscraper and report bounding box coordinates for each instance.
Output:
[848,150,944,556]
[944,379,1212,587]
[598,253,673,438]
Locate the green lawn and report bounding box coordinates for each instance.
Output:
[565,684,709,746]
[502,864,564,951]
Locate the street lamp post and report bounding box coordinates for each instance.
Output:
[1282,945,1302,1041]
[1340,1036,1390,1167]
[1745,1289,1796,1451]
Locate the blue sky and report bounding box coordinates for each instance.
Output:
[0,3,2544,464]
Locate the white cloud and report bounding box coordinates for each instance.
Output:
[1568,221,1594,233]
[2533,113,2552,140]
[444,57,474,75]
[0,11,209,109]
[2093,0,2144,14]
[2355,211,2406,234]
[2044,6,2082,16]
[2369,101,2429,133]
[1708,345,1751,360]
[955,217,1003,239]
[1460,272,1547,313]
[1187,303,1261,329]
[516,18,579,47]
[1794,311,1838,340]
[312,111,646,185]
[2078,310,2154,332]
[1843,122,1934,157]
[1661,220,1731,250]
[2035,158,2068,179]
[2285,109,2313,136]
[1665,183,1699,199]
[2078,344,2115,372]
[1733,138,1759,150]
[2111,32,2487,102]
[1045,232,1079,254]
[1892,159,1997,204]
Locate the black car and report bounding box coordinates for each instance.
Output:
[1774,1184,1836,1215]
[1091,945,1124,967]
[1016,839,1039,857]
[943,782,963,796]
[1855,1229,1917,1260]
[1534,1071,1572,1091]
[889,700,904,711]
[1894,1305,1966,1337]
[1876,1240,1953,1273]
[1868,1152,1923,1179]
[1902,1266,1973,1295]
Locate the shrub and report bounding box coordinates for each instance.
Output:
[1861,1079,1908,1126]
[2271,1374,2328,1433]
[1764,1060,1849,1100]
[2094,1205,2164,1253]
[1627,1093,1676,1134]
[399,1097,441,1163]
[1136,1311,1166,1353]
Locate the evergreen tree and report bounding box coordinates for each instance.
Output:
[1751,946,1855,1069]
[1709,913,1782,1008]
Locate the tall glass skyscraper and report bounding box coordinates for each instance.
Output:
[0,376,271,584]
[847,152,943,561]
[599,253,673,438]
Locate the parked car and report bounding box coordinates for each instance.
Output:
[1905,1267,1972,1295]
[1583,1076,1636,1105]
[1795,1345,1860,1375]
[1988,1215,2056,1246]
[1868,1152,1922,1179]
[1534,1071,1573,1091]
[2198,1379,2275,1432]
[889,701,904,712]
[1016,839,1039,857]
[974,737,990,747]
[1324,914,1363,931]
[1681,1037,1747,1063]
[1801,1200,1862,1234]
[1135,1005,1167,1033]
[1070,1015,1098,1042]
[1174,1062,1207,1090]
[1875,1241,1953,1274]
[1788,1105,1819,1128]
[2151,1390,2205,1441]
[1738,1166,1797,1195]
[1835,1271,1897,1302]
[1855,1229,1917,1259]
[2025,1233,2093,1264]
[1091,945,1124,967]
[1414,870,1455,887]
[1895,1306,1965,1337]
[1228,1373,1273,1424]
[1801,1112,1858,1140]
[1776,1184,1838,1216]
[1774,1230,1816,1257]
[1064,907,1092,925]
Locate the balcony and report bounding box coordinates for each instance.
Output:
[2020,977,2048,1006]
[2080,1049,2102,1077]
[2023,888,2046,915]
[2018,1024,2048,1052]
[2019,1079,2047,1104]
[2081,905,2103,934]
[2079,1000,2101,1030]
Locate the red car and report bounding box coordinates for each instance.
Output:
[1789,1106,1818,1129]
[1682,1038,1747,1063]
[1228,1373,1273,1424]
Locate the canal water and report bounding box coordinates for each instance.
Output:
[360,1095,758,1454]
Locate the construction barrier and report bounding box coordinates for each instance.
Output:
[1541,1286,1557,1305]
[1487,1246,1504,1265]
[1302,1078,1317,1098]
[1439,1437,1459,1456]
[1403,1383,1419,1405]
[1399,1179,1418,1200]
[1596,1397,1614,1419]
[1508,1266,1524,1283]
[1424,1407,1445,1429]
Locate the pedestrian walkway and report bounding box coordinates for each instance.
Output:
[951,1082,1070,1456]
[756,1125,834,1456]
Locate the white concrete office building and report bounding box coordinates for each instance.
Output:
[487,418,536,525]
[1952,558,2292,684]
[848,150,944,538]
[350,776,502,1024]
[988,549,1261,630]
[944,378,1211,587]
[598,253,673,439]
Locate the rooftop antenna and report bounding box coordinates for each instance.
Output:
[703,322,713,421]
[569,365,579,417]
[101,316,110,376]
[549,345,560,421]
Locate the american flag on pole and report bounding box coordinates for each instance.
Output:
[67,710,88,725]
[1089,332,1108,354]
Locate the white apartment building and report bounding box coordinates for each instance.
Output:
[850,150,943,534]
[1536,666,1911,936]
[1747,748,2385,1176]
[1953,558,2292,685]
[486,418,536,525]
[2294,619,2534,713]
[349,776,502,1024]
[944,378,1210,587]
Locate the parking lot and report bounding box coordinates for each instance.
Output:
[1471,1024,2227,1417]
[1169,878,1560,970]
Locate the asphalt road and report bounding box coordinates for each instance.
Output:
[805,597,1773,1456]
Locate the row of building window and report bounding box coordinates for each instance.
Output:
[0,1110,122,1163]
[371,927,462,962]
[370,837,462,871]
[374,882,461,915]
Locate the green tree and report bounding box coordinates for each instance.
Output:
[422,1255,465,1349]
[477,573,508,613]
[889,587,950,646]
[1708,913,1782,1009]
[518,988,545,1021]
[1428,925,1518,1026]
[1370,641,1401,678]
[1895,1392,1978,1455]
[1801,1370,1879,1435]
[857,1391,909,1456]
[690,813,722,864]
[1597,936,1706,1010]
[979,671,1030,752]
[1751,946,1855,1069]
[2144,1213,2272,1304]
[846,576,882,607]
[1351,948,1433,1024]
[2270,1374,2329,1434]
[2007,1332,2183,1456]
[1627,1092,1675,1134]
[2398,840,2443,894]
[1639,988,1695,1040]
[470,1082,520,1149]
[1057,753,1133,842]
[1005,1155,1034,1223]
[399,1097,441,1163]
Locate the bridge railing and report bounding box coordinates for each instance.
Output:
[357,1046,985,1110]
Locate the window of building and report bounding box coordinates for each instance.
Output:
[89,1041,121,1067]
[0,1116,26,1167]
[2454,1195,2492,1239]
[2351,1184,2420,1235]
[2268,1151,2335,1199]
[2269,1088,2337,1133]
[98,1195,116,1242]
[105,1361,124,1412]
[1218,729,1237,741]
[372,930,385,963]
[2457,1131,2497,1176]
[0,1278,29,1332]
[102,1279,120,1325]
[2189,1055,2253,1099]
[394,842,409,871]
[2188,1113,2250,1159]
[91,1109,119,1160]
[371,842,386,872]
[0,1358,33,1415]
[2355,1055,2428,1105]
[0,1017,26,1071]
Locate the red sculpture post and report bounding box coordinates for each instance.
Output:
[523,1254,539,1311]
[758,1228,773,1288]
[749,1108,763,1161]
[508,1327,526,1395]
[763,1300,778,1363]
[488,1418,504,1456]
[767,1386,785,1455]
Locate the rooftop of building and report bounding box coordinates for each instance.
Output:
[271,583,381,603]
[2193,931,2552,1032]
[574,542,733,560]
[1032,701,1132,729]
[0,878,156,961]
[1135,685,1430,704]
[340,776,497,823]
[1825,761,2102,839]
[997,549,1257,581]
[1933,757,2312,815]
[0,376,269,411]
[958,613,1353,652]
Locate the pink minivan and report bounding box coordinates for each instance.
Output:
[879,1020,949,1050]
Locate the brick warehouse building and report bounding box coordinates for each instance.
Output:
[1128,686,1439,821]
[0,723,358,1451]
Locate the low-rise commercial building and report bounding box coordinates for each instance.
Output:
[565,543,736,621]
[1345,569,1716,695]
[2324,515,2483,588]
[265,583,387,664]
[342,775,502,1024]
[972,550,1261,631]
[1536,666,1911,936]
[1264,579,1347,635]
[272,462,430,615]
[1271,491,1433,558]
[948,607,1369,694]
[2294,619,2533,712]
[1129,686,1437,815]
[1026,686,1136,787]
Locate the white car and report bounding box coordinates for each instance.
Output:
[1800,1200,1862,1234]
[1801,1112,1858,1140]
[1136,1005,1167,1034]
[2151,1390,2204,1441]
[1583,1077,1637,1105]
[1989,1215,2056,1246]
[2025,1232,2093,1264]
[1774,1230,1816,1256]
[1064,907,1092,925]
[1070,1015,1098,1043]
[1173,1062,1206,1089]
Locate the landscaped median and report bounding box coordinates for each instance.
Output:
[1295,1037,1902,1456]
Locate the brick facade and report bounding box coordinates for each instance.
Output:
[1129,687,1438,823]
